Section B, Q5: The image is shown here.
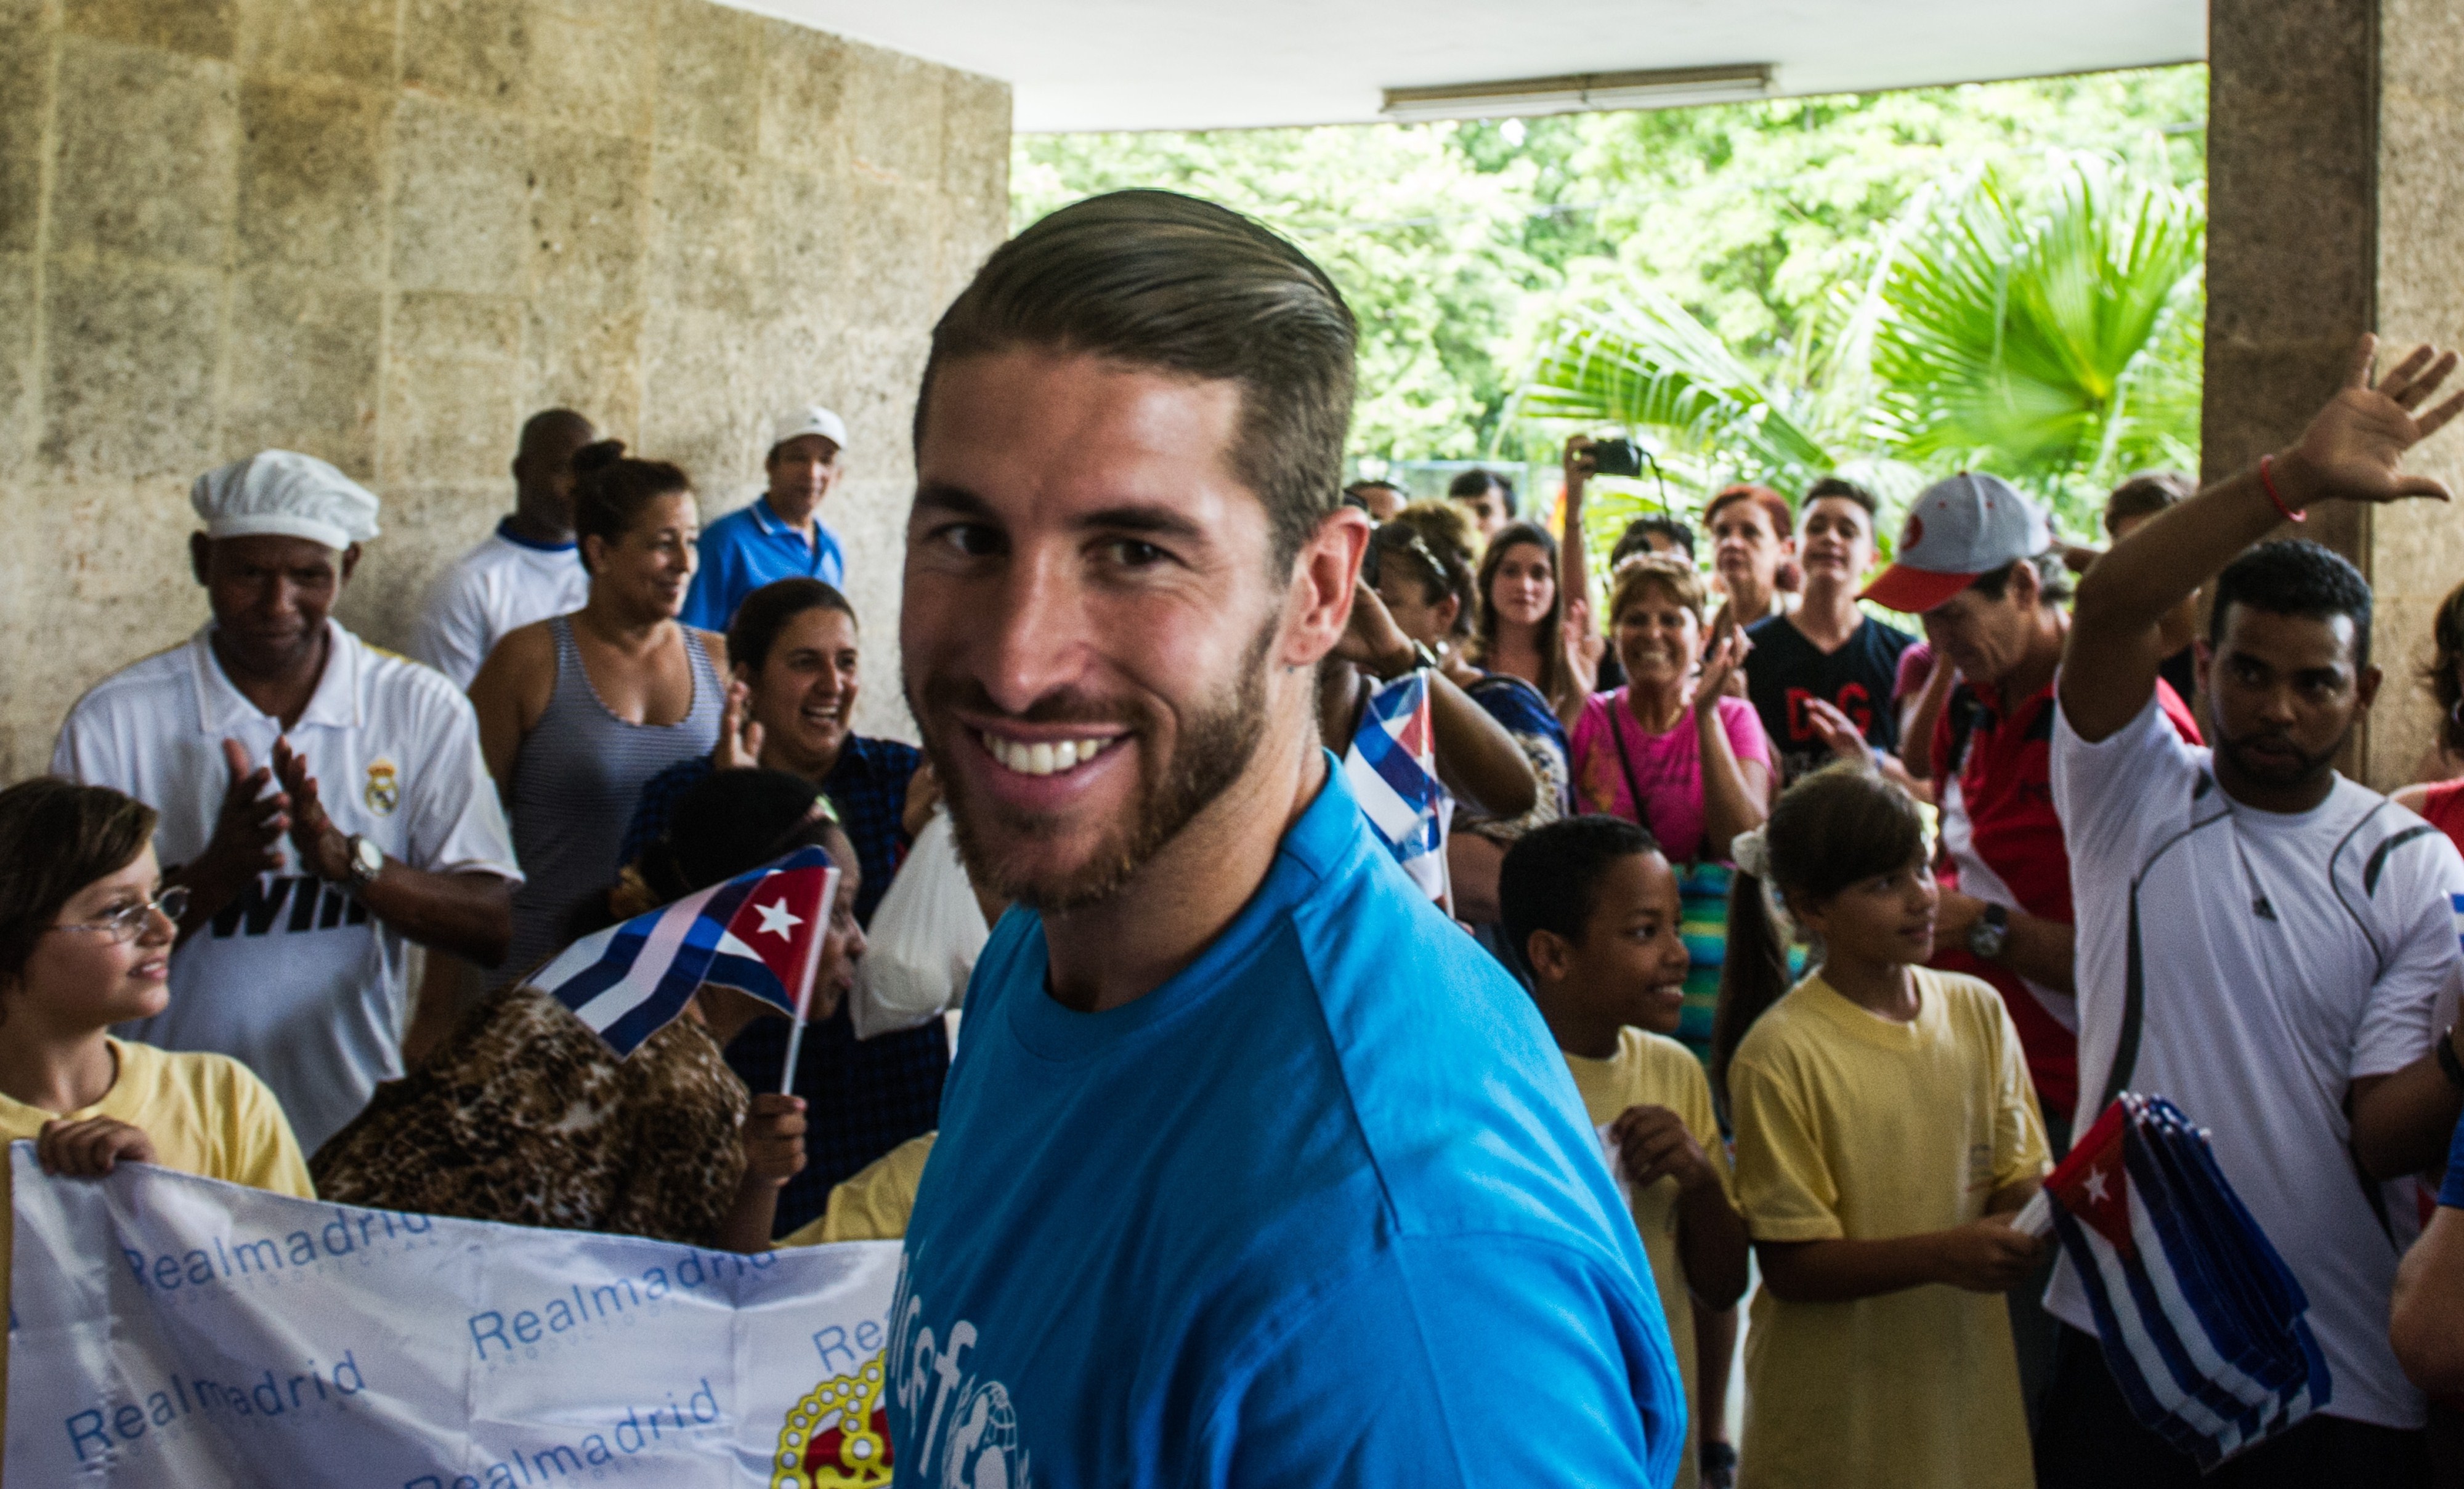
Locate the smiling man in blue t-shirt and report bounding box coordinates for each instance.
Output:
[886,189,1683,1487]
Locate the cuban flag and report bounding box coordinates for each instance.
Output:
[2031,1093,2329,1470]
[531,846,840,1059]
[1343,670,1450,904]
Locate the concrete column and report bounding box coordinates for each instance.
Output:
[2204,0,2464,788]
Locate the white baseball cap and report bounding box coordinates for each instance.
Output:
[190,450,381,551]
[1860,472,2051,613]
[769,405,848,455]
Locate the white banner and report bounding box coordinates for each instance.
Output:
[6,1144,903,1488]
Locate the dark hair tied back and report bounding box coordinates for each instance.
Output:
[572,440,693,575]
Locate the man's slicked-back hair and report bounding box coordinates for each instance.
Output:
[2211,539,2375,669]
[917,190,1359,574]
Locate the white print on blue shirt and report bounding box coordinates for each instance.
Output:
[890,1251,1032,1489]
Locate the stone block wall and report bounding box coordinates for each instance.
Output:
[0,0,1010,777]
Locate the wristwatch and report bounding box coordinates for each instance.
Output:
[1375,639,1442,682]
[341,833,384,894]
[1966,902,2010,961]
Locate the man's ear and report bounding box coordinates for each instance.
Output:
[339,544,362,584]
[2356,660,2385,712]
[188,532,213,587]
[2192,637,2214,697]
[2008,557,2042,611]
[1433,593,1461,638]
[1280,507,1372,669]
[1525,927,1573,985]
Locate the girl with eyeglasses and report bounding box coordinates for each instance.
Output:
[0,777,315,1445]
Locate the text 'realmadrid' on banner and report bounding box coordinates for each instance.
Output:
[6,1144,904,1487]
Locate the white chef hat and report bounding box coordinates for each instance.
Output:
[190,451,383,551]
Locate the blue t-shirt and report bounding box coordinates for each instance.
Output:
[888,760,1684,1487]
[679,496,846,631]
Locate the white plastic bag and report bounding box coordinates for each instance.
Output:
[848,810,989,1039]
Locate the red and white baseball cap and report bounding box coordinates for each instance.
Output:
[1860,472,2052,614]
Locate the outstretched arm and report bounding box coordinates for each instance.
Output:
[2064,336,2464,743]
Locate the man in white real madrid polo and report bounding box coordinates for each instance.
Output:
[52,451,521,1152]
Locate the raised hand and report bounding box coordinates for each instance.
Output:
[1693,626,1753,719]
[713,679,766,771]
[1563,434,1599,502]
[2285,334,2464,505]
[36,1116,156,1177]
[739,1094,808,1189]
[1560,597,1605,695]
[1333,578,1417,679]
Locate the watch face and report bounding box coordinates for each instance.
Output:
[354,836,384,877]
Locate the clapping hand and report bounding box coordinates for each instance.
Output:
[270,735,352,882]
[184,739,289,913]
[1802,696,1877,770]
[2284,335,2464,506]
[714,680,766,770]
[1693,627,1753,718]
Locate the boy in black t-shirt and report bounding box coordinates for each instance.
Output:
[1741,478,1916,785]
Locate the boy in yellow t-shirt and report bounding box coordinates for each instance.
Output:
[0,780,314,1471]
[1502,816,1749,1489]
[1716,764,2049,1489]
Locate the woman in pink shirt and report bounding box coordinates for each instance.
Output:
[1571,554,1773,863]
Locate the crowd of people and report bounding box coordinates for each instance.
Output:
[12,184,2464,1486]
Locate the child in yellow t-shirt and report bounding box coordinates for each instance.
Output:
[0,779,314,1469]
[1716,764,2049,1489]
[1501,815,1749,1489]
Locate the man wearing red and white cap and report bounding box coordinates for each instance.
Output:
[681,404,850,630]
[1862,472,2199,1138]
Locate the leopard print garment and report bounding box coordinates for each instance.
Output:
[310,985,748,1246]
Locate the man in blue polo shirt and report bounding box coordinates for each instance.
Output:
[679,404,848,629]
[887,189,1683,1487]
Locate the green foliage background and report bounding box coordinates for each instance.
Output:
[1011,67,2208,472]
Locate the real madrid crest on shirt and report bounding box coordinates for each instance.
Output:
[365,757,401,815]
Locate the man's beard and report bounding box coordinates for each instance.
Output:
[916,621,1276,915]
[2214,722,2348,791]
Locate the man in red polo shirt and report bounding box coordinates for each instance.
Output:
[1861,472,2200,1142]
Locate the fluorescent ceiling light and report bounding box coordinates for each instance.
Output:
[1380,63,1777,121]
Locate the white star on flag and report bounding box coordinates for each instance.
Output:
[753,899,803,939]
[2085,1166,2110,1205]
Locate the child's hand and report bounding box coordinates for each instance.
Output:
[739,1095,807,1190]
[36,1117,156,1178]
[1930,1218,2046,1292]
[1611,1105,1719,1195]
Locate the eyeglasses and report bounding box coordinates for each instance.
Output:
[51,886,190,944]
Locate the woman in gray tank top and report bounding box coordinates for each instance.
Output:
[471,441,726,977]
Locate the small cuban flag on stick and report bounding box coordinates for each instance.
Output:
[1343,670,1450,906]
[2011,1092,2330,1470]
[531,845,839,1082]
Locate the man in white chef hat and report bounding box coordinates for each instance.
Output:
[51,450,522,1152]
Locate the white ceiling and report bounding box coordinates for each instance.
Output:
[724,0,2207,133]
